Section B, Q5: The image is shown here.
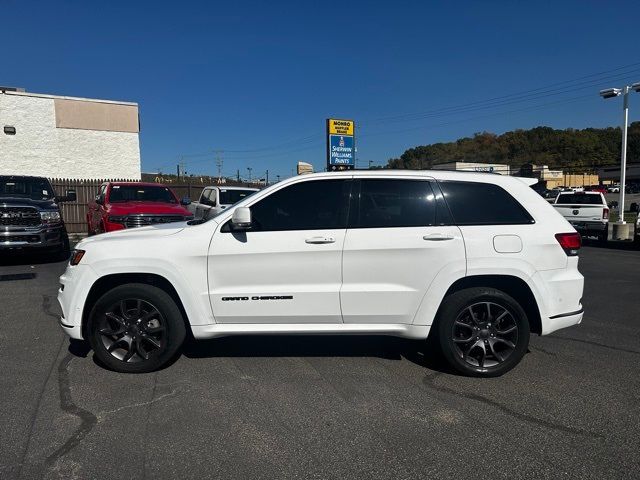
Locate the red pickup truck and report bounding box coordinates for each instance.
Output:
[87,182,193,234]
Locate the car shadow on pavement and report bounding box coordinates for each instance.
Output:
[181,335,456,374]
[582,238,638,251]
[0,251,67,266]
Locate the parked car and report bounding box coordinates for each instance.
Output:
[553,191,609,243]
[625,183,640,194]
[0,175,75,257]
[87,182,193,234]
[59,171,584,377]
[607,184,620,193]
[188,186,259,220]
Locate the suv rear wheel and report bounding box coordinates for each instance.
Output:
[87,283,186,373]
[435,287,530,377]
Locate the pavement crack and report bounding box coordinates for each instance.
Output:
[422,373,604,440]
[548,335,640,355]
[16,297,66,478]
[529,345,557,356]
[96,388,180,420]
[44,353,98,470]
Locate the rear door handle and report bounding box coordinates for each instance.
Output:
[423,233,455,241]
[305,236,336,244]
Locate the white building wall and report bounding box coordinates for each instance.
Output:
[0,93,140,179]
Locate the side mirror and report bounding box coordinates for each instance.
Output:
[95,194,104,205]
[231,207,252,229]
[58,189,77,202]
[180,197,191,206]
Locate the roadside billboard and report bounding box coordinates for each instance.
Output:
[326,119,355,171]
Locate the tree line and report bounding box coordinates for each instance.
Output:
[386,122,640,172]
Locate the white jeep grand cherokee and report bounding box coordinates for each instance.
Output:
[58,171,584,377]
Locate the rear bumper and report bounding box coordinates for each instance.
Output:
[532,259,584,335]
[569,221,607,234]
[544,308,584,335]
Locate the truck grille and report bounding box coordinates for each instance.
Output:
[0,235,41,244]
[0,207,41,227]
[124,215,186,229]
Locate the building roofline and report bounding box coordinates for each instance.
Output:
[0,89,138,106]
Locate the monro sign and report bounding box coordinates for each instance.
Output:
[326,118,355,171]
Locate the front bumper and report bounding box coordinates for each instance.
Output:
[57,263,99,340]
[0,224,65,249]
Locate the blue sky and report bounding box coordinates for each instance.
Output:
[3,0,640,180]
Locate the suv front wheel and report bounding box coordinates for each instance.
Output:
[87,283,186,373]
[435,287,530,377]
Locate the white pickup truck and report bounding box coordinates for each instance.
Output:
[553,191,609,243]
[187,186,259,220]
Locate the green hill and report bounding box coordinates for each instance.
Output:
[386,123,640,171]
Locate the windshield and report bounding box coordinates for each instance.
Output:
[556,193,603,205]
[0,176,54,200]
[219,189,258,205]
[109,185,177,203]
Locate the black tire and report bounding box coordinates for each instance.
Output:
[87,283,186,373]
[54,232,71,262]
[434,287,530,377]
[598,231,608,246]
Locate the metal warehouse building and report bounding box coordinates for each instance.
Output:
[0,87,141,179]
[431,161,511,175]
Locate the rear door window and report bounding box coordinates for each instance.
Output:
[351,179,436,228]
[439,181,534,225]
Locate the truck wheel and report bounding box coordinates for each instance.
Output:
[87,283,186,373]
[434,287,530,377]
[54,233,71,261]
[598,231,608,245]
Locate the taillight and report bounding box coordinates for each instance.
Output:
[603,208,609,220]
[555,233,581,256]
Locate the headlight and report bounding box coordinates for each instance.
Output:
[108,216,127,224]
[40,211,61,224]
[69,249,85,266]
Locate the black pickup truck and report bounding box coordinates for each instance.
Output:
[0,175,76,258]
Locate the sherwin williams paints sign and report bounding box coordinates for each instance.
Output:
[327,119,355,170]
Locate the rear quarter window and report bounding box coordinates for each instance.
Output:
[438,181,534,225]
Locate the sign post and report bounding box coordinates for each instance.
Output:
[326,119,355,171]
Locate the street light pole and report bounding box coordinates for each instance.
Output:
[599,82,640,238]
[619,85,630,224]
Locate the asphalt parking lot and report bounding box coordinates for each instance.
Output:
[1,244,639,480]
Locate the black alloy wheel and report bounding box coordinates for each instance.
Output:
[451,302,518,369]
[88,283,186,373]
[98,298,166,363]
[435,287,530,377]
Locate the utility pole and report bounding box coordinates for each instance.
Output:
[265,170,269,186]
[214,150,224,183]
[247,167,252,183]
[276,175,280,183]
[236,169,240,182]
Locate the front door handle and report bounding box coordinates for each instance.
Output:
[305,236,336,244]
[423,233,455,241]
